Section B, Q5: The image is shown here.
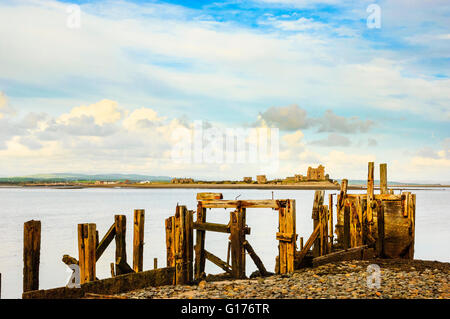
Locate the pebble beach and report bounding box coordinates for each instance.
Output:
[120,259,449,299]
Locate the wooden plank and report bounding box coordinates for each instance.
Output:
[312,245,371,267]
[165,217,175,267]
[376,201,385,257]
[23,220,41,293]
[312,191,324,257]
[204,249,232,274]
[201,199,283,209]
[174,206,185,284]
[343,205,350,249]
[345,194,402,201]
[286,199,296,273]
[193,222,228,233]
[133,209,145,272]
[329,194,334,249]
[194,202,207,280]
[114,215,127,276]
[85,224,96,283]
[96,222,116,262]
[367,162,375,235]
[295,224,320,266]
[22,267,176,299]
[230,208,246,279]
[278,206,287,274]
[84,293,128,299]
[244,241,269,277]
[380,163,388,194]
[196,192,223,200]
[186,210,194,282]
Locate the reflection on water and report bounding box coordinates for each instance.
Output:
[0,187,448,298]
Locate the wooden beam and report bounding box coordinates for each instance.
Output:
[343,205,350,249]
[367,162,375,234]
[78,223,96,284]
[201,199,283,209]
[114,215,127,276]
[380,163,388,194]
[312,191,324,257]
[186,210,194,282]
[204,249,232,274]
[193,222,250,235]
[295,223,320,266]
[230,208,246,279]
[243,241,268,277]
[23,220,41,293]
[96,223,116,262]
[174,206,189,285]
[376,201,385,257]
[116,257,134,275]
[165,217,175,267]
[329,194,334,249]
[154,258,158,269]
[312,245,373,267]
[196,192,223,200]
[22,267,175,299]
[194,203,206,280]
[133,209,145,273]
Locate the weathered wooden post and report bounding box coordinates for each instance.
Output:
[174,206,189,284]
[380,163,388,194]
[300,237,304,250]
[154,258,158,269]
[376,201,385,257]
[165,216,175,267]
[133,209,145,272]
[114,215,127,275]
[194,202,207,280]
[186,210,194,282]
[277,200,296,273]
[329,194,334,250]
[367,162,375,235]
[23,220,41,293]
[312,191,324,257]
[343,205,350,249]
[230,207,246,279]
[77,223,96,283]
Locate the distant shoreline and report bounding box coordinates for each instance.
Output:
[1,182,449,190]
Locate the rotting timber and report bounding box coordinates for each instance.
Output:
[20,162,415,298]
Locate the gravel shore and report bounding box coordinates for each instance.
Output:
[120,259,449,299]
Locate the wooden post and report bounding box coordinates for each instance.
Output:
[133,209,145,273]
[277,200,296,273]
[165,217,175,267]
[154,258,158,269]
[376,201,385,257]
[186,210,194,282]
[329,194,334,249]
[77,223,96,284]
[194,202,207,280]
[244,241,268,276]
[174,206,189,285]
[380,163,388,194]
[300,237,304,250]
[312,191,324,257]
[114,215,127,276]
[230,207,246,279]
[407,194,416,259]
[343,205,350,249]
[23,220,41,293]
[367,162,375,235]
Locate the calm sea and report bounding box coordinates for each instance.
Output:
[0,187,448,298]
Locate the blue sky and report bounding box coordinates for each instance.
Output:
[0,0,449,181]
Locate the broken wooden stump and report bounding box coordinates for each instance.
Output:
[23,220,41,293]
[133,209,145,272]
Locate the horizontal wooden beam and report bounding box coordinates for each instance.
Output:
[193,222,250,235]
[196,193,223,200]
[200,199,285,209]
[344,194,401,201]
[22,267,175,299]
[312,246,375,267]
[276,232,295,242]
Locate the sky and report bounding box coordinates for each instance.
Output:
[0,0,449,182]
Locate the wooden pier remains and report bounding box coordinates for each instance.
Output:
[20,164,416,298]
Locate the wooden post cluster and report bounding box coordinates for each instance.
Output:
[78,223,96,284]
[23,220,41,293]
